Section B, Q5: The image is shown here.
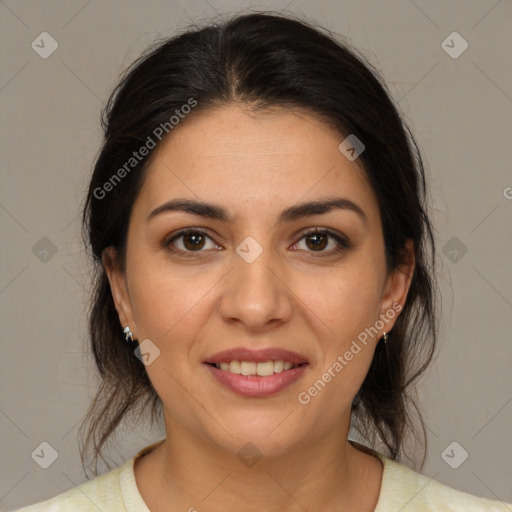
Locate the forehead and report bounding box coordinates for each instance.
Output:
[135,104,379,224]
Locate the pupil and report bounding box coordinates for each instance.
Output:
[307,233,327,251]
[184,233,204,250]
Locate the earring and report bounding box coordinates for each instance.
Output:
[382,331,388,344]
[123,326,134,343]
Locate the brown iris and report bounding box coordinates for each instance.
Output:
[305,233,328,251]
[183,232,206,251]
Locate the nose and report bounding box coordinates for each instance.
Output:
[218,244,293,332]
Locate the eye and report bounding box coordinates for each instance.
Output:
[292,228,350,256]
[166,228,220,256]
[165,227,350,258]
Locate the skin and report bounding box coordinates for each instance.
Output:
[103,103,415,511]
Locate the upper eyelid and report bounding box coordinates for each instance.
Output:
[166,228,219,245]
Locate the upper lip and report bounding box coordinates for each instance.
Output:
[205,347,309,365]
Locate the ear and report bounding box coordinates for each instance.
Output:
[378,239,415,332]
[102,246,138,338]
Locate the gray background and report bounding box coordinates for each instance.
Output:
[1,0,511,509]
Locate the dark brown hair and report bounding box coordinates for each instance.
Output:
[79,11,438,476]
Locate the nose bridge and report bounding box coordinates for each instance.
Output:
[219,234,292,329]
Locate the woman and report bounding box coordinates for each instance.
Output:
[15,11,510,512]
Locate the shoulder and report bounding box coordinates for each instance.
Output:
[376,455,512,512]
[12,462,128,511]
[12,439,164,511]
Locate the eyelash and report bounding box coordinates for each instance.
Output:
[164,228,351,258]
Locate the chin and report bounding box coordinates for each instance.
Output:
[200,411,311,460]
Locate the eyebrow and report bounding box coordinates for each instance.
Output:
[146,197,367,225]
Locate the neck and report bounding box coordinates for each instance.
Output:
[135,413,384,512]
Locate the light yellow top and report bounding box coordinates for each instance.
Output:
[14,439,511,511]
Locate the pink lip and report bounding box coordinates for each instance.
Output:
[205,363,308,398]
[205,347,309,365]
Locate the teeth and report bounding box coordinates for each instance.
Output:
[256,361,274,376]
[214,360,300,376]
[240,361,257,375]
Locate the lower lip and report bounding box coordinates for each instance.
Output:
[205,363,308,397]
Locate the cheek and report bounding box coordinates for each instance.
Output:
[127,246,220,343]
[297,275,380,425]
[303,263,383,339]
[126,268,215,416]
[131,281,213,349]
[296,257,384,400]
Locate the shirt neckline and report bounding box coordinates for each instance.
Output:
[120,438,166,511]
[120,438,391,511]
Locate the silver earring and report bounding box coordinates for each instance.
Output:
[382,331,388,344]
[123,326,134,343]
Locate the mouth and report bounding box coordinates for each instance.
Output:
[204,347,309,397]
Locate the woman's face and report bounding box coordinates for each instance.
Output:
[105,103,413,457]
